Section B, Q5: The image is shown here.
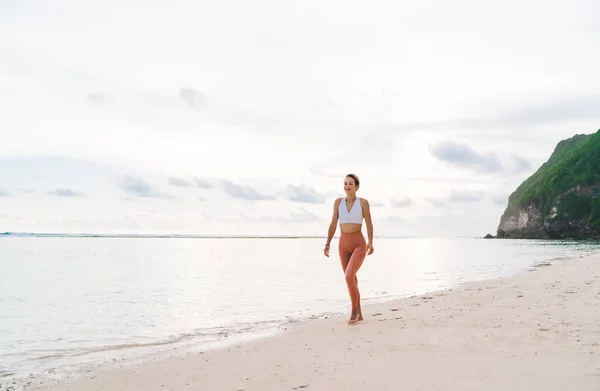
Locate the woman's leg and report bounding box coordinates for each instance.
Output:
[345,242,367,323]
[338,234,355,322]
[355,275,362,321]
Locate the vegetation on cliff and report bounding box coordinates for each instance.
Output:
[500,129,600,232]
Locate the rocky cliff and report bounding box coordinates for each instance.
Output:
[496,129,600,239]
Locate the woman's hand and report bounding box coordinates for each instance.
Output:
[323,243,330,257]
[367,242,374,255]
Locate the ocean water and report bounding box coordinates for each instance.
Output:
[1,235,600,388]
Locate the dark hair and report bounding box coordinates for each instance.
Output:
[345,173,360,187]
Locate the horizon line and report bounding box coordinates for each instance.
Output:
[1,231,481,239]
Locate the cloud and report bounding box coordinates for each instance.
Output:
[385,216,409,223]
[491,194,509,206]
[220,180,274,201]
[287,208,321,223]
[86,93,115,108]
[283,184,326,204]
[391,197,413,208]
[345,130,399,165]
[168,176,215,189]
[429,140,503,173]
[387,208,500,238]
[241,208,320,223]
[15,188,34,194]
[308,130,401,179]
[168,176,195,187]
[0,188,12,196]
[308,165,339,180]
[391,95,600,138]
[425,189,484,207]
[510,153,532,173]
[403,176,498,184]
[448,190,484,203]
[117,175,170,198]
[179,88,208,109]
[491,94,600,129]
[48,188,83,197]
[193,178,214,189]
[425,197,446,208]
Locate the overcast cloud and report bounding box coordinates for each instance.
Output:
[220,180,275,201]
[391,198,414,208]
[428,140,504,174]
[48,188,83,198]
[168,177,195,187]
[284,185,327,204]
[118,176,171,199]
[1,0,599,236]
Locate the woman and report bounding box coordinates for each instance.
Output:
[323,173,374,325]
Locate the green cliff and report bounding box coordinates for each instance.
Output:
[496,129,600,239]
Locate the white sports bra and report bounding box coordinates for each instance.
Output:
[338,197,363,224]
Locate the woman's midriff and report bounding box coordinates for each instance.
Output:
[339,223,362,233]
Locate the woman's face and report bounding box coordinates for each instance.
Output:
[344,176,358,194]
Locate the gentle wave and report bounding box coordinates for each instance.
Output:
[27,319,293,361]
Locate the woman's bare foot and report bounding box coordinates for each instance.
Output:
[348,310,361,325]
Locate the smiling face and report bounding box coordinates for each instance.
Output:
[343,174,359,195]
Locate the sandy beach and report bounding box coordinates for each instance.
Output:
[33,253,600,391]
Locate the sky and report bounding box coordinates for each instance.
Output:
[1,0,600,237]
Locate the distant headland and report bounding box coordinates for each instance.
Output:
[485,129,600,240]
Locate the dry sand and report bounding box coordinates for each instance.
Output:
[35,253,600,391]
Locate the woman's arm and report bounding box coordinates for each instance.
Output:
[361,198,374,254]
[324,198,341,256]
[326,198,341,245]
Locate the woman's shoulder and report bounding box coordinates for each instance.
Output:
[359,197,370,207]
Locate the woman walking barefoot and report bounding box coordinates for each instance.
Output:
[323,173,374,325]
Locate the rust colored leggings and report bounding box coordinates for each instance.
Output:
[338,231,367,310]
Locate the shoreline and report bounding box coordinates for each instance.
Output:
[23,251,600,391]
[0,259,551,390]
